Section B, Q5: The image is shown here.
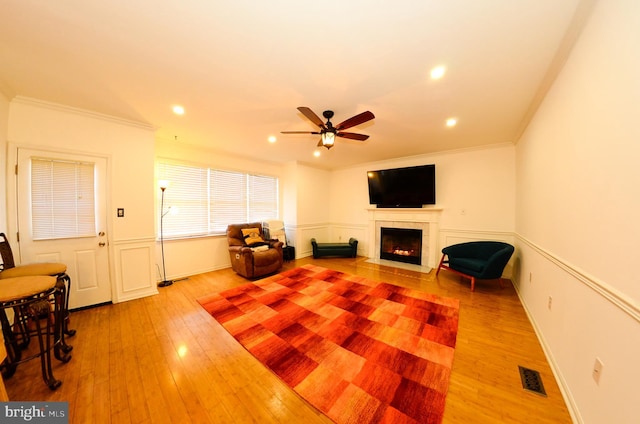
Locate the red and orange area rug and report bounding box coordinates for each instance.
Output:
[198,265,460,424]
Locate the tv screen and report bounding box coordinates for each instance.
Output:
[367,164,435,207]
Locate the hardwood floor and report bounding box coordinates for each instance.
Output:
[3,256,572,423]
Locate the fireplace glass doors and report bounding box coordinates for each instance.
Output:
[380,227,422,265]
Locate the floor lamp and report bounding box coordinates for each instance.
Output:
[158,180,173,287]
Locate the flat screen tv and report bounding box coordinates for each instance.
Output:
[367,164,435,207]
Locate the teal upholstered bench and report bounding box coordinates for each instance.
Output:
[311,238,358,258]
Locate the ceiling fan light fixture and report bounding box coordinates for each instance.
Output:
[321,131,336,149]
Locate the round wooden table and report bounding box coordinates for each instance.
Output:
[0,275,72,390]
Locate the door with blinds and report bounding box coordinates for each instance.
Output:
[16,148,112,309]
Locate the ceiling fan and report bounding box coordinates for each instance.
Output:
[281,106,375,149]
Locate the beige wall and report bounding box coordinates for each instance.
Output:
[152,141,333,272]
[330,145,516,230]
[153,142,516,269]
[0,90,10,234]
[153,138,287,279]
[515,0,639,422]
[5,97,159,303]
[285,163,332,256]
[280,160,331,247]
[328,144,517,261]
[1,3,637,421]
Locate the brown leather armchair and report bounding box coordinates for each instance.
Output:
[226,222,284,279]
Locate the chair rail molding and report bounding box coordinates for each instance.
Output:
[516,234,639,323]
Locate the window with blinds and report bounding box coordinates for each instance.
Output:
[158,162,279,238]
[31,158,96,240]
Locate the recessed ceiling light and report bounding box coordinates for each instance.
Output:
[172,105,185,115]
[430,65,446,80]
[313,150,321,157]
[268,135,277,143]
[446,118,457,127]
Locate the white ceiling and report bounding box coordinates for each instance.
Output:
[1,0,588,169]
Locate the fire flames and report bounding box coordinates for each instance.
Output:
[392,248,414,256]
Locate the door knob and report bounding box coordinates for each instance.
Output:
[99,242,106,247]
[98,231,105,237]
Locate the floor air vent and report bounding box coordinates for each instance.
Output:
[518,366,547,396]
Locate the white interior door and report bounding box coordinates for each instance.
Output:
[16,148,112,309]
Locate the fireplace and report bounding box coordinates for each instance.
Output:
[367,207,442,270]
[380,227,423,265]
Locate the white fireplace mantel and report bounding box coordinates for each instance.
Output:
[366,207,443,269]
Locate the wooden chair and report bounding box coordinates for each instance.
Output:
[0,233,75,346]
[0,234,67,280]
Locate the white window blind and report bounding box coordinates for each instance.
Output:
[158,162,278,238]
[248,174,279,222]
[31,158,96,240]
[210,170,247,233]
[158,163,209,237]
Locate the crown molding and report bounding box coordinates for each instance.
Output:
[0,80,16,100]
[12,96,155,131]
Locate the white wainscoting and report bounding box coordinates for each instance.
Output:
[288,223,368,259]
[111,238,158,303]
[289,224,329,258]
[513,235,640,424]
[330,224,368,254]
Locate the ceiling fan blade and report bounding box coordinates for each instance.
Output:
[281,131,321,134]
[336,111,375,131]
[337,132,369,141]
[298,107,327,129]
